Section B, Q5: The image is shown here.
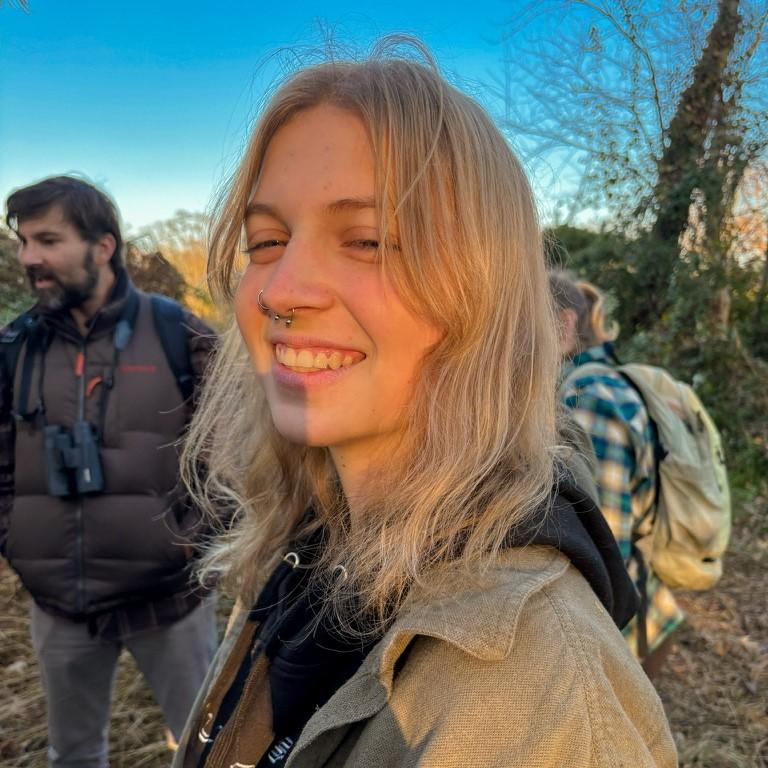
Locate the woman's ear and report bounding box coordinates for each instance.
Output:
[558,308,579,356]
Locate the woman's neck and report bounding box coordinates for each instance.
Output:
[330,447,369,521]
[329,436,400,523]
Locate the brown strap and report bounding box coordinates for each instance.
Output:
[183,618,261,768]
[203,653,274,768]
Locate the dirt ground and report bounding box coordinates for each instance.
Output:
[654,497,768,767]
[1,498,766,768]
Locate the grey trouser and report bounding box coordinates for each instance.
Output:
[30,597,218,768]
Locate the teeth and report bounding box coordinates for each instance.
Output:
[275,345,359,371]
[297,350,314,367]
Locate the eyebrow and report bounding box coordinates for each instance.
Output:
[245,197,376,220]
[325,197,376,214]
[245,201,281,218]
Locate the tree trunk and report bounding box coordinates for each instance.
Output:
[630,0,743,330]
[752,236,768,357]
[651,0,742,244]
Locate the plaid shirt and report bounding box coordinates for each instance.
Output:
[560,344,684,657]
[0,284,217,640]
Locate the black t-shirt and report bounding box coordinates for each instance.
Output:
[198,537,380,767]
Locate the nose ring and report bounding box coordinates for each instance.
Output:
[258,290,295,327]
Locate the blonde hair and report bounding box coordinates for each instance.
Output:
[549,270,619,350]
[183,38,561,631]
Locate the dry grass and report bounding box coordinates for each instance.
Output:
[0,572,169,767]
[1,498,766,767]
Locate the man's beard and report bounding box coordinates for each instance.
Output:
[27,248,99,312]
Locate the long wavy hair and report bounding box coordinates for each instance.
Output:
[182,39,562,632]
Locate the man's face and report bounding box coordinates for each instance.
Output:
[15,205,100,311]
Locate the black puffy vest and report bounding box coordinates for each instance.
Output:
[8,289,194,617]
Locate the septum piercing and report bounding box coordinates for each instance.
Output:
[258,290,295,327]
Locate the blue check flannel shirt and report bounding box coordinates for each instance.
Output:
[561,344,684,657]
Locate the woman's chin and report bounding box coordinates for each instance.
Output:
[270,419,332,448]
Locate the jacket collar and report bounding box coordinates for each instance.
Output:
[378,546,567,673]
[571,342,614,368]
[560,342,615,384]
[288,546,570,765]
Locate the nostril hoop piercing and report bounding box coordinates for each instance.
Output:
[258,290,295,327]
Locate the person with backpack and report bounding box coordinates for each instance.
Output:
[0,176,219,767]
[170,44,676,767]
[550,270,730,678]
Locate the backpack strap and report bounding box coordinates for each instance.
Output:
[149,294,195,402]
[1,313,48,422]
[631,542,651,658]
[0,313,35,387]
[611,366,666,523]
[94,290,141,441]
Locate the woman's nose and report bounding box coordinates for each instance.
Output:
[258,236,332,318]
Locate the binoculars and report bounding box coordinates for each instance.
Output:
[43,421,105,497]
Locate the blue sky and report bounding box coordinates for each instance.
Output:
[0,1,560,232]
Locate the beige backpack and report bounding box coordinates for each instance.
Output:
[571,362,731,591]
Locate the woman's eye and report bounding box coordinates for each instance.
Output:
[342,237,402,263]
[243,239,285,252]
[343,239,382,262]
[242,239,287,263]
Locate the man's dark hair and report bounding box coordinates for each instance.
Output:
[5,175,124,270]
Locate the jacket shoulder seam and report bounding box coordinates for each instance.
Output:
[542,579,616,768]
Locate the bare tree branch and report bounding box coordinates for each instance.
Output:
[573,0,666,136]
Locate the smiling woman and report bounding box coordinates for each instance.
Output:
[175,37,677,768]
[236,104,441,494]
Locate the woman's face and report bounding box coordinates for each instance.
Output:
[235,104,441,474]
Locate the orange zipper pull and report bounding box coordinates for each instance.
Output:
[75,351,85,378]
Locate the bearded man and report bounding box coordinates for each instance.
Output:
[0,176,218,767]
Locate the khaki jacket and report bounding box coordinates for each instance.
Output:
[175,546,677,767]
